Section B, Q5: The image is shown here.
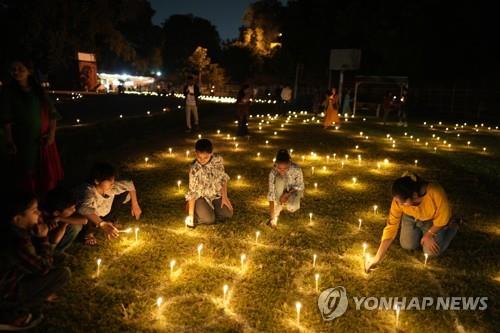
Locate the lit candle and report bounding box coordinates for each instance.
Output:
[301,155,305,162]
[134,227,139,242]
[170,260,176,277]
[217,129,221,134]
[235,143,239,150]
[341,161,344,168]
[156,296,163,317]
[309,212,313,224]
[424,253,429,265]
[295,302,302,325]
[322,166,326,172]
[96,258,102,277]
[311,166,315,175]
[395,305,401,328]
[237,175,241,181]
[186,150,190,158]
[119,227,132,233]
[333,153,336,160]
[414,160,418,166]
[315,273,320,292]
[352,177,357,185]
[223,284,229,304]
[355,145,359,150]
[326,155,330,163]
[197,243,203,262]
[313,254,317,267]
[168,147,172,155]
[257,152,261,157]
[364,253,371,273]
[483,147,487,152]
[177,180,182,190]
[373,205,378,215]
[362,242,368,256]
[255,231,260,243]
[240,254,247,269]
[377,162,381,169]
[144,157,149,164]
[274,131,277,135]
[265,140,269,145]
[198,134,202,139]
[76,118,80,124]
[358,218,362,230]
[314,182,318,190]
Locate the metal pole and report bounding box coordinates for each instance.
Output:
[338,71,344,114]
[353,82,360,116]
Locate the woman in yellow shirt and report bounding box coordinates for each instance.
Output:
[366,173,459,272]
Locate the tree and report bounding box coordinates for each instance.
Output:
[187,46,211,86]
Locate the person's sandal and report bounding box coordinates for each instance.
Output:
[265,219,277,229]
[0,313,44,331]
[84,233,97,246]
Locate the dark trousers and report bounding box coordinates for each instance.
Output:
[0,266,71,322]
[236,104,249,136]
[55,224,83,253]
[195,198,233,224]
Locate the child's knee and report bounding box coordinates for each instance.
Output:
[400,237,420,250]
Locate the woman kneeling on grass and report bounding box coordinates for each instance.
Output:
[366,172,460,272]
[267,149,304,228]
[185,139,233,228]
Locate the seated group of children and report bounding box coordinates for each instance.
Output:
[0,162,141,331]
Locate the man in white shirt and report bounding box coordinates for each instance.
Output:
[183,76,200,133]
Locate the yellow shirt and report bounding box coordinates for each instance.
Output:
[382,183,452,241]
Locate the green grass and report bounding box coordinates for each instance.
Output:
[35,103,499,332]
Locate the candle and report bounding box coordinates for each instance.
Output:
[309,212,313,224]
[257,152,261,157]
[483,147,487,152]
[255,231,260,243]
[198,134,202,139]
[424,253,429,265]
[377,162,381,169]
[362,242,368,256]
[357,155,361,164]
[314,182,318,190]
[358,218,363,230]
[156,296,163,317]
[177,180,181,190]
[311,166,315,175]
[223,284,229,304]
[395,305,401,328]
[414,159,418,166]
[295,302,302,325]
[235,143,239,150]
[134,227,139,242]
[373,205,378,215]
[76,118,80,124]
[197,243,203,262]
[119,228,132,233]
[315,273,320,292]
[355,145,359,150]
[341,161,344,168]
[384,159,389,165]
[364,253,371,273]
[274,131,277,135]
[322,166,326,172]
[237,175,241,181]
[265,140,269,145]
[240,254,247,269]
[168,147,172,155]
[186,150,190,158]
[96,258,102,277]
[326,155,330,163]
[170,260,176,277]
[217,129,221,134]
[333,153,336,160]
[144,157,149,164]
[301,155,305,162]
[313,254,317,267]
[352,177,357,185]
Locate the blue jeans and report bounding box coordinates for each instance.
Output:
[55,224,83,253]
[399,214,458,257]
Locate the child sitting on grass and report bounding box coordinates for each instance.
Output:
[185,139,233,227]
[0,192,71,331]
[41,187,88,253]
[75,162,142,245]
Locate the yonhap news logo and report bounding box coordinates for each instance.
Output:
[318,286,488,321]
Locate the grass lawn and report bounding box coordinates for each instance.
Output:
[33,97,499,332]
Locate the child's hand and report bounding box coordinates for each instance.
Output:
[131,203,142,220]
[100,222,119,239]
[221,196,233,211]
[33,223,49,238]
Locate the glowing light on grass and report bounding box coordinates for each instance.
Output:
[134,227,139,242]
[384,158,389,165]
[358,218,363,230]
[326,155,330,163]
[186,150,190,158]
[315,273,320,292]
[301,155,305,162]
[311,166,315,175]
[177,180,181,191]
[333,153,337,160]
[234,143,239,150]
[295,302,302,325]
[362,242,368,256]
[265,140,269,145]
[309,212,313,224]
[483,147,487,152]
[313,254,317,267]
[341,161,344,168]
[217,129,221,134]
[314,182,318,190]
[255,231,260,243]
[76,118,81,124]
[373,205,378,215]
[257,152,261,158]
[119,114,123,119]
[237,175,241,181]
[377,162,381,169]
[144,157,149,164]
[119,228,132,233]
[424,253,429,266]
[96,258,102,277]
[352,177,357,185]
[168,147,172,155]
[197,244,203,262]
[414,160,418,166]
[170,260,176,277]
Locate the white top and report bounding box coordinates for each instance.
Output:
[186,85,197,106]
[268,162,304,201]
[76,180,135,217]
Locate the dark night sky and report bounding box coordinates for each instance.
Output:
[149,0,254,40]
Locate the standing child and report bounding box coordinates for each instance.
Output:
[0,192,70,331]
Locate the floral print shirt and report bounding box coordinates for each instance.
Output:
[186,154,230,205]
[268,162,304,201]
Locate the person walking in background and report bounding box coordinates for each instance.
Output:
[342,89,352,117]
[323,88,340,129]
[1,58,63,196]
[183,75,200,133]
[236,83,252,136]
